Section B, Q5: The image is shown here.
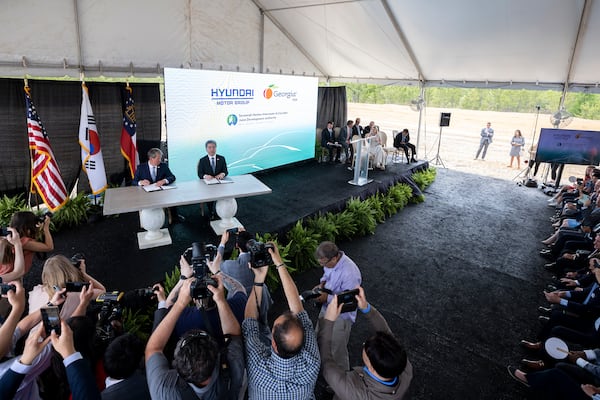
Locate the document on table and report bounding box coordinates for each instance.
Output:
[203,177,233,185]
[142,184,177,192]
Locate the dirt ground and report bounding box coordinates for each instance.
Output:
[348,103,600,183]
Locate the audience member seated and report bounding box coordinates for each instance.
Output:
[318,286,413,399]
[102,333,150,400]
[242,245,320,399]
[28,255,106,319]
[394,129,418,163]
[339,120,353,164]
[367,126,386,170]
[145,276,245,400]
[5,211,54,276]
[321,121,342,163]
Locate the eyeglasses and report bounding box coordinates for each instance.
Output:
[179,330,210,349]
[318,256,335,266]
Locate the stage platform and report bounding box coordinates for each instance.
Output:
[23,159,429,291]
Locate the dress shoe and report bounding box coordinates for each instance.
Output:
[521,359,545,370]
[507,366,530,387]
[411,157,417,163]
[538,315,550,324]
[544,262,557,271]
[520,340,542,350]
[538,306,552,315]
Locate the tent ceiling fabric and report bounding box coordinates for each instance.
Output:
[0,0,598,88]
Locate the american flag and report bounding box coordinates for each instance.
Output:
[120,85,138,178]
[26,86,68,211]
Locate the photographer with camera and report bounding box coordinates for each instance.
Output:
[0,227,26,281]
[319,286,413,400]
[5,211,54,276]
[28,255,106,320]
[243,244,320,399]
[145,275,245,400]
[313,241,362,371]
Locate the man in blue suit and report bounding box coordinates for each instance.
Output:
[132,148,176,187]
[132,148,183,223]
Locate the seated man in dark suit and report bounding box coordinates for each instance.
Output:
[132,148,175,187]
[394,129,417,163]
[321,121,341,163]
[132,148,182,223]
[197,140,228,219]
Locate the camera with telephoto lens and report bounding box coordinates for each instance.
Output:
[0,277,16,295]
[187,242,217,307]
[36,211,53,224]
[246,239,275,268]
[95,291,124,344]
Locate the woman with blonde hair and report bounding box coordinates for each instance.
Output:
[28,254,106,318]
[367,126,387,170]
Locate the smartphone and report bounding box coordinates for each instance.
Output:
[65,282,90,292]
[337,288,360,313]
[40,306,61,336]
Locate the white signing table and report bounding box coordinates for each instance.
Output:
[103,174,272,249]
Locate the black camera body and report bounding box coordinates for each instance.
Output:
[95,291,125,344]
[0,283,16,295]
[247,239,275,268]
[1,227,11,237]
[36,211,53,224]
[226,227,239,234]
[189,242,217,301]
[65,281,90,292]
[337,288,360,313]
[70,253,85,269]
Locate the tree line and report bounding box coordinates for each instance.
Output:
[336,82,600,120]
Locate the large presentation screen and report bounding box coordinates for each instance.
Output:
[536,128,600,165]
[164,68,318,182]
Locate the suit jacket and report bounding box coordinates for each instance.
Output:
[132,162,176,186]
[0,368,25,400]
[66,358,102,400]
[352,125,363,138]
[339,127,351,145]
[101,371,151,400]
[480,128,494,144]
[394,133,410,147]
[321,128,336,148]
[564,283,600,316]
[197,154,228,179]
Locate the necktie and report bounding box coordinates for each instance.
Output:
[150,166,156,182]
[211,157,216,173]
[584,283,598,305]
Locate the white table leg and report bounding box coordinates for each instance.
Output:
[137,208,172,249]
[210,198,243,235]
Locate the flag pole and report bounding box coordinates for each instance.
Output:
[25,82,35,209]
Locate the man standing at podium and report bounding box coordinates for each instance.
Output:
[197,140,228,219]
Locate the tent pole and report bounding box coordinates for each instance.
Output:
[416,83,424,156]
[72,0,84,73]
[259,9,265,73]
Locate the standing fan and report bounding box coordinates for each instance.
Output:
[409,97,425,112]
[550,107,573,128]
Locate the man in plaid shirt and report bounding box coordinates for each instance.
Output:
[242,245,320,399]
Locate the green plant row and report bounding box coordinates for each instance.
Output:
[0,192,92,233]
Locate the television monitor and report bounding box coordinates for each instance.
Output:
[535,128,600,165]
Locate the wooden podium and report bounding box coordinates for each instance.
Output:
[103,174,272,249]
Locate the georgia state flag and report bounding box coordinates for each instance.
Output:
[79,83,107,194]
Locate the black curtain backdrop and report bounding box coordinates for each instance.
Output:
[0,79,160,198]
[316,86,347,130]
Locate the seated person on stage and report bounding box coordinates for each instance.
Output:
[243,245,320,399]
[318,287,413,399]
[102,333,151,400]
[132,148,175,188]
[197,140,228,218]
[367,126,386,171]
[145,276,245,400]
[339,120,353,164]
[131,148,182,223]
[321,121,341,163]
[394,129,417,163]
